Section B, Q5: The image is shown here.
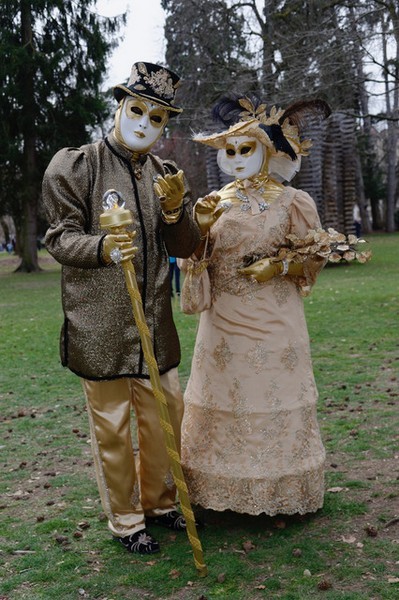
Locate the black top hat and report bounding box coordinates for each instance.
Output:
[113,62,182,116]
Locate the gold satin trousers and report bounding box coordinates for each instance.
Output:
[81,369,184,537]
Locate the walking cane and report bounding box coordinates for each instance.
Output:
[100,190,207,577]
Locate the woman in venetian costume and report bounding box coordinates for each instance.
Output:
[181,94,331,516]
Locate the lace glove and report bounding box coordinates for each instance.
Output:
[194,194,225,237]
[102,232,137,265]
[153,170,185,224]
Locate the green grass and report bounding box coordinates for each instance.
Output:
[0,235,398,599]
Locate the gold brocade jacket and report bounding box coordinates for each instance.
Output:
[42,135,200,380]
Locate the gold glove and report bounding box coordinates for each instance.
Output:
[239,258,282,283]
[194,194,225,237]
[154,170,185,223]
[239,258,305,282]
[102,231,137,265]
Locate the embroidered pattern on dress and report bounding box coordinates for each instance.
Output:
[194,339,206,369]
[225,378,252,453]
[281,342,299,371]
[246,342,269,373]
[272,276,290,306]
[182,374,217,464]
[263,379,281,409]
[213,337,233,370]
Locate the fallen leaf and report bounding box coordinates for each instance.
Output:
[169,569,180,579]
[388,577,399,583]
[55,535,69,544]
[242,540,255,553]
[216,573,226,583]
[318,579,333,590]
[341,535,356,544]
[365,525,378,537]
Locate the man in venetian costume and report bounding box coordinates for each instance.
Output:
[42,62,201,554]
[181,94,331,517]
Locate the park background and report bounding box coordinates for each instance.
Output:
[1,1,399,598]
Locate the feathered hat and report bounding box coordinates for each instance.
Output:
[193,93,331,159]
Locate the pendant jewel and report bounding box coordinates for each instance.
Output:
[258,201,270,212]
[236,189,248,202]
[219,200,233,212]
[133,164,142,179]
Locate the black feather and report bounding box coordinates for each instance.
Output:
[279,99,331,129]
[212,93,262,127]
[259,124,297,160]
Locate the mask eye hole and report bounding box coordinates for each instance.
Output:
[226,148,236,157]
[130,106,143,116]
[240,145,252,155]
[150,114,163,124]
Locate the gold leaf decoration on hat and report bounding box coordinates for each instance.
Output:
[238,98,269,123]
[145,69,175,100]
[129,64,140,83]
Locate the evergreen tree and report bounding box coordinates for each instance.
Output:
[0,0,125,271]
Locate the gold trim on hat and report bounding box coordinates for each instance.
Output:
[113,85,183,113]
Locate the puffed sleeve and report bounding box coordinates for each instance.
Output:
[42,147,105,269]
[289,189,327,296]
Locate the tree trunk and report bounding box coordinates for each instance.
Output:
[0,216,11,245]
[16,0,41,272]
[382,6,399,233]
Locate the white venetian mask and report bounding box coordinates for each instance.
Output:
[115,97,168,152]
[217,135,264,179]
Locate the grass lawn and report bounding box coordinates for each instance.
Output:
[0,233,398,599]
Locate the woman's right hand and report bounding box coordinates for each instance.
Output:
[194,193,225,236]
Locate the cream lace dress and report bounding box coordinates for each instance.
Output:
[181,185,326,515]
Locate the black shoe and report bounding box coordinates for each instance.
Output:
[117,529,160,554]
[146,510,204,531]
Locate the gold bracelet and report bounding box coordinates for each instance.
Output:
[161,205,183,224]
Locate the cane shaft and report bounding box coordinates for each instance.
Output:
[121,260,207,577]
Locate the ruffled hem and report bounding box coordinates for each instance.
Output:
[183,465,325,516]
